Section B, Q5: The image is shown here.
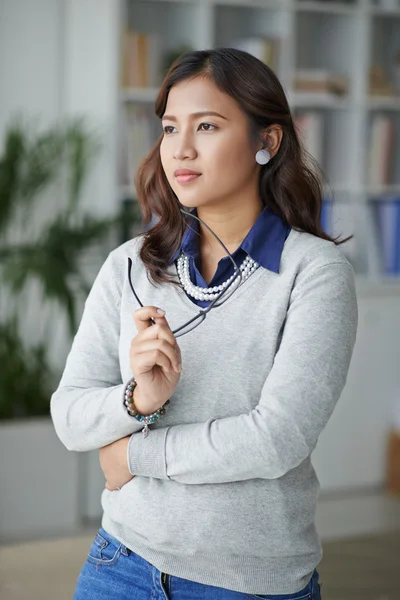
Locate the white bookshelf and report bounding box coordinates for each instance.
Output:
[117,0,400,283]
[54,0,400,512]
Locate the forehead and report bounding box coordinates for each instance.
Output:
[164,76,242,118]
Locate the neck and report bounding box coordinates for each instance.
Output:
[197,200,263,259]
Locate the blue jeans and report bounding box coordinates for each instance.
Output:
[74,527,322,600]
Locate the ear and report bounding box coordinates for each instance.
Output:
[260,125,283,159]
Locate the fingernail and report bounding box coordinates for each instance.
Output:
[157,308,166,315]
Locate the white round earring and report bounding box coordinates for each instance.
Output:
[255,148,271,165]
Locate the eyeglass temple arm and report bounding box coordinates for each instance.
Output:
[172,311,206,336]
[179,208,241,277]
[128,211,242,332]
[128,257,156,326]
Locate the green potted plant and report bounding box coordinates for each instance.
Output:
[0,117,138,539]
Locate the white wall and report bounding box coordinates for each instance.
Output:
[0,419,80,541]
[0,0,66,364]
[63,0,120,216]
[0,0,64,144]
[0,0,121,371]
[0,0,119,214]
[0,2,121,540]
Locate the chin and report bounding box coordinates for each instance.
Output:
[179,200,199,209]
[177,195,213,210]
[176,196,201,209]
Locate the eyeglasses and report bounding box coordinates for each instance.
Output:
[127,208,243,337]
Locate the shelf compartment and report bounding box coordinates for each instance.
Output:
[295,10,357,74]
[364,184,400,195]
[365,111,400,190]
[214,4,287,77]
[121,0,208,91]
[369,14,400,98]
[367,96,400,110]
[290,91,351,109]
[215,5,285,45]
[295,1,358,15]
[118,103,161,197]
[294,109,357,191]
[320,195,359,269]
[370,0,400,17]
[367,195,400,276]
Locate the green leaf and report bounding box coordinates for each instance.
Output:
[0,318,55,419]
[0,125,26,232]
[0,116,142,420]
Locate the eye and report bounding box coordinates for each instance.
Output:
[198,123,216,131]
[163,125,177,135]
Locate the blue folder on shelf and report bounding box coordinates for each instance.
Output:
[371,196,400,275]
[320,198,332,236]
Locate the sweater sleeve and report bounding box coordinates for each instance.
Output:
[127,261,358,484]
[50,251,144,452]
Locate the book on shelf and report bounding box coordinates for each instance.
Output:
[232,37,280,73]
[119,104,160,194]
[369,196,400,275]
[367,114,397,188]
[320,198,331,235]
[120,28,163,88]
[369,66,395,97]
[293,111,324,167]
[293,69,349,96]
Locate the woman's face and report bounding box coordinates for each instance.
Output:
[160,76,261,210]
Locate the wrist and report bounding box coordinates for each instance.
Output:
[132,386,156,416]
[123,377,170,438]
[125,380,164,415]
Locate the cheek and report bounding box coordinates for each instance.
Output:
[159,140,167,171]
[160,142,174,184]
[206,142,255,181]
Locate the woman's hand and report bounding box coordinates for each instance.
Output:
[130,307,182,415]
[99,437,133,491]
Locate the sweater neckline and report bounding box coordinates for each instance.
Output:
[168,228,297,314]
[168,255,267,314]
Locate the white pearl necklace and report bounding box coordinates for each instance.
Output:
[176,253,259,302]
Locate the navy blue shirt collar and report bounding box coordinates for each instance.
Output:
[171,206,290,274]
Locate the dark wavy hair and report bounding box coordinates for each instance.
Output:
[135,47,345,285]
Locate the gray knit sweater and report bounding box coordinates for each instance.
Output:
[51,229,358,595]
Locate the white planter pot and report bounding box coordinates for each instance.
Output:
[0,417,81,542]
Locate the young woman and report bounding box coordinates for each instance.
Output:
[51,48,358,600]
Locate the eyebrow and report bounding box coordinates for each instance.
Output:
[161,111,228,122]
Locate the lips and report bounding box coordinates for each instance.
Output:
[174,169,201,184]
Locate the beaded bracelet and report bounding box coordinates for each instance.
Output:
[123,377,170,438]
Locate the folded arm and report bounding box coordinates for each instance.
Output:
[50,251,143,452]
[127,261,358,484]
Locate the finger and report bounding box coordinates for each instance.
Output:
[134,306,170,333]
[175,343,182,368]
[132,326,181,371]
[134,347,175,375]
[134,339,181,373]
[133,322,177,348]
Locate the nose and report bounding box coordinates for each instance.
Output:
[173,132,197,161]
